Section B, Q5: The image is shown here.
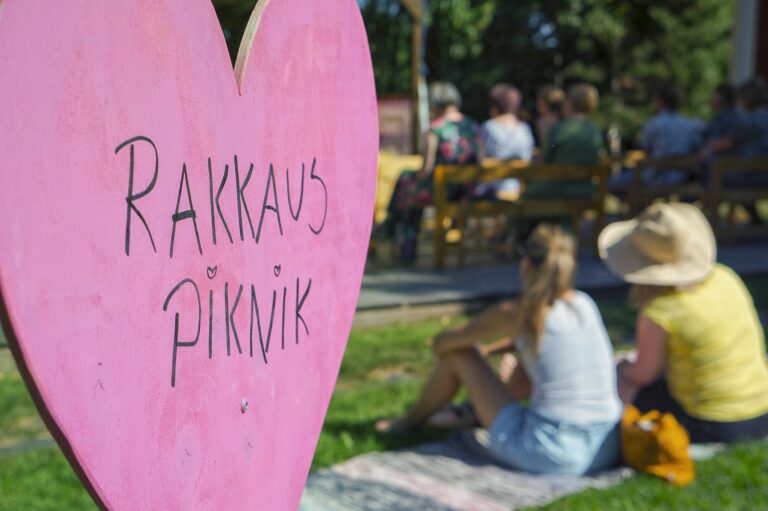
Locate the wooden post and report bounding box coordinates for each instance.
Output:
[401,0,424,155]
[433,165,447,269]
[594,165,609,252]
[411,19,423,154]
[708,160,723,227]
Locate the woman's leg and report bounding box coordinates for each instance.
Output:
[378,171,417,238]
[399,347,513,430]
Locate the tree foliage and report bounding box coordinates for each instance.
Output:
[361,0,734,146]
[212,0,733,147]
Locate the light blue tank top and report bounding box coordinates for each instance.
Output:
[518,291,623,425]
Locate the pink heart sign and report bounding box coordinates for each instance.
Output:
[0,0,377,509]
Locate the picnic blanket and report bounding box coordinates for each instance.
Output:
[300,430,632,511]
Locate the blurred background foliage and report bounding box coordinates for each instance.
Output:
[214,0,734,148]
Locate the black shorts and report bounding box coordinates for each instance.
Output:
[633,379,768,444]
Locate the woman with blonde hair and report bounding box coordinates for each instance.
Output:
[536,85,565,146]
[377,225,623,474]
[600,203,768,443]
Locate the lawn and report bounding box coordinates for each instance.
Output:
[1,278,768,510]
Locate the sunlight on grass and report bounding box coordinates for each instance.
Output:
[0,448,96,511]
[532,441,768,510]
[0,275,767,509]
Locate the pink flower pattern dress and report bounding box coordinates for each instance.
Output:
[385,115,481,260]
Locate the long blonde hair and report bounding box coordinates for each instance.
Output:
[517,225,577,354]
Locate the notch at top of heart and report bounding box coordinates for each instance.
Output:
[232,0,270,94]
[214,0,367,95]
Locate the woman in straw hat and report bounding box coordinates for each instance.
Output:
[377,225,623,475]
[599,203,768,443]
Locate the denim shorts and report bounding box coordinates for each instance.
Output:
[489,402,621,475]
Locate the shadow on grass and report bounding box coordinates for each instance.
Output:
[323,418,448,452]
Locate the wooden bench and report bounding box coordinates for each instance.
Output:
[627,155,703,215]
[432,162,609,269]
[707,157,768,238]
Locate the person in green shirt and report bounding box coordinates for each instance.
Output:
[525,83,603,200]
[541,83,604,165]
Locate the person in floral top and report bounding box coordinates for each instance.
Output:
[381,82,483,261]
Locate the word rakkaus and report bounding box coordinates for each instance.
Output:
[114,135,327,258]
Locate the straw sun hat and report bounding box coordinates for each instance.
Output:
[598,203,716,286]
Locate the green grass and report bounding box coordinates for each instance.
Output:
[1,275,768,509]
[533,441,768,510]
[314,315,465,470]
[0,448,97,511]
[0,373,48,444]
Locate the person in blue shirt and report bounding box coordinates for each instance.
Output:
[701,84,740,154]
[640,85,701,185]
[610,85,701,197]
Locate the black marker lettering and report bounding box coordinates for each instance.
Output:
[224,282,243,356]
[170,163,202,258]
[162,278,201,388]
[114,136,158,255]
[234,155,255,241]
[281,286,286,350]
[286,162,305,221]
[208,289,214,359]
[295,277,312,344]
[256,164,284,242]
[308,158,327,235]
[250,285,276,364]
[208,158,233,245]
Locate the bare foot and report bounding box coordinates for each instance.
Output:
[427,402,478,429]
[374,417,415,434]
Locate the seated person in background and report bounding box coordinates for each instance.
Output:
[610,85,701,196]
[535,85,565,148]
[710,78,768,158]
[731,78,768,159]
[600,203,768,443]
[475,83,534,201]
[481,83,534,161]
[639,85,701,185]
[526,83,603,199]
[377,225,623,475]
[700,83,740,159]
[706,79,768,220]
[541,83,603,165]
[380,81,482,261]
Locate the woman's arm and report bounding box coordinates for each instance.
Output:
[507,361,532,401]
[475,126,486,162]
[480,337,515,357]
[417,132,439,179]
[618,315,667,387]
[432,301,518,357]
[702,135,735,156]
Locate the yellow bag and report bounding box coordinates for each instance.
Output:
[620,405,695,486]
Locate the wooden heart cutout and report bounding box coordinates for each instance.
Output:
[0,0,378,509]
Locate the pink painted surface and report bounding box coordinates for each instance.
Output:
[0,1,378,509]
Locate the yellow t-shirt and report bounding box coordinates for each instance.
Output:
[642,264,768,422]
